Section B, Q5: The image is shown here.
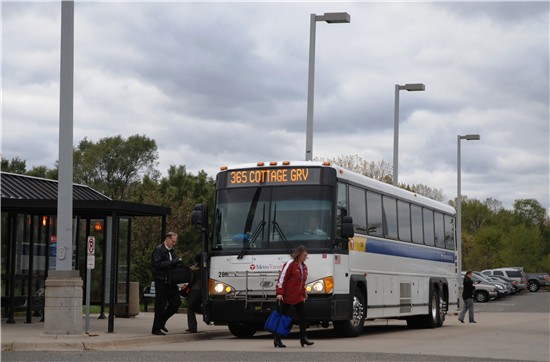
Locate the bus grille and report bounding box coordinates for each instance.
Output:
[225,271,279,307]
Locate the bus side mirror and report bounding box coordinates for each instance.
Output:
[191,204,207,227]
[341,216,354,238]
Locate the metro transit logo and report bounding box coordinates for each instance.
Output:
[249,263,282,271]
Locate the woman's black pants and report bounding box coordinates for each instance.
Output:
[279,301,307,338]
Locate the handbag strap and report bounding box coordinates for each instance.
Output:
[275,301,282,333]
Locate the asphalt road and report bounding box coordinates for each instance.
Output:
[3,289,549,362]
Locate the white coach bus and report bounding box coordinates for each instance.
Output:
[191,161,459,338]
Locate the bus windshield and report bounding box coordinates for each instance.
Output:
[213,185,333,251]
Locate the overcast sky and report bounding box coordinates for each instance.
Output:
[2,1,549,211]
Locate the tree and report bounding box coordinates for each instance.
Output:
[128,165,215,293]
[26,165,58,179]
[321,154,446,201]
[465,226,504,270]
[500,224,545,271]
[1,156,27,174]
[407,184,445,202]
[73,134,159,200]
[318,154,392,183]
[513,199,547,229]
[459,197,492,234]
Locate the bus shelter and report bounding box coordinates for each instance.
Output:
[1,172,170,332]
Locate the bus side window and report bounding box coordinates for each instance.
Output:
[444,214,455,250]
[366,191,383,237]
[349,186,367,233]
[336,182,348,249]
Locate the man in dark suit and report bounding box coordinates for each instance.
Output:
[151,232,183,335]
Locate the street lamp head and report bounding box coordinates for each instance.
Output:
[403,83,425,91]
[318,12,351,23]
[460,134,481,141]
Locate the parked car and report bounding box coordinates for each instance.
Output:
[485,275,514,296]
[481,268,528,291]
[526,273,550,292]
[461,272,498,302]
[472,272,508,298]
[489,275,517,295]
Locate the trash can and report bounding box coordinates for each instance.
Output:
[114,282,140,317]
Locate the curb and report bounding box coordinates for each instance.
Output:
[2,330,230,352]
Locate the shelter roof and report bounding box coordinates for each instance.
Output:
[1,172,170,217]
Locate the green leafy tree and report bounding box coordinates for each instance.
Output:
[1,156,27,173]
[73,134,159,200]
[129,165,215,295]
[465,226,504,270]
[458,197,492,234]
[500,224,544,271]
[513,199,547,229]
[26,165,58,179]
[1,156,58,179]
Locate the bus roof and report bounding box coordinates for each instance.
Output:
[219,161,455,215]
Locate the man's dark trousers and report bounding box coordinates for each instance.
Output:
[152,279,180,333]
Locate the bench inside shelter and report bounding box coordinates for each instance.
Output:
[1,294,45,320]
[142,281,190,312]
[142,282,156,312]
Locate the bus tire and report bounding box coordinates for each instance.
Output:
[407,287,442,329]
[426,288,441,328]
[334,289,365,337]
[436,289,445,327]
[228,322,257,338]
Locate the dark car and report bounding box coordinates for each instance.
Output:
[526,273,550,292]
[490,275,518,294]
[486,275,514,296]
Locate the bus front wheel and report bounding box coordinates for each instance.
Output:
[334,289,365,337]
[228,322,257,338]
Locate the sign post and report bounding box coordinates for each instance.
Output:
[85,236,95,333]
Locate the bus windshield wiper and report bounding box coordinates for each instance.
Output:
[237,206,266,259]
[272,205,293,256]
[272,220,293,257]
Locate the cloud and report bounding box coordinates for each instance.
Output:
[2,1,548,212]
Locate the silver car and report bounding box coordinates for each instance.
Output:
[488,275,516,295]
[461,272,498,303]
[482,268,528,291]
[475,272,512,298]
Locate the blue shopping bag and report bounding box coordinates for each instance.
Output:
[264,309,292,336]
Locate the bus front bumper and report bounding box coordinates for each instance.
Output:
[206,294,350,325]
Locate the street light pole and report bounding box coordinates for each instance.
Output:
[305,12,350,161]
[456,134,480,284]
[392,83,425,185]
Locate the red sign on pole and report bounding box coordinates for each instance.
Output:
[87,236,95,255]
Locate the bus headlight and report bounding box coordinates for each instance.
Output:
[305,276,334,294]
[209,278,235,296]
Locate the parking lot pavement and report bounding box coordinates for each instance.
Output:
[3,291,548,356]
[1,311,229,351]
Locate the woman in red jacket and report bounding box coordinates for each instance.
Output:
[274,245,314,348]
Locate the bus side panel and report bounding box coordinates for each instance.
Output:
[347,234,457,319]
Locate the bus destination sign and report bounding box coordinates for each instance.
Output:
[226,167,321,187]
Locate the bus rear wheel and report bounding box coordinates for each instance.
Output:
[407,288,442,328]
[334,289,365,337]
[228,322,257,338]
[424,288,443,328]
